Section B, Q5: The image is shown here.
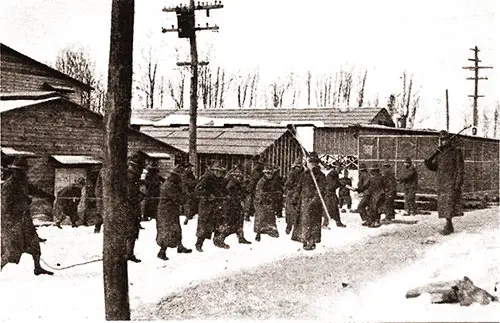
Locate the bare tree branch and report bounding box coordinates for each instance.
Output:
[54,46,105,113]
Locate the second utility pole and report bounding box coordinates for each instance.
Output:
[163,1,223,175]
[462,46,493,135]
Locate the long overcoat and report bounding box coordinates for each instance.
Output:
[244,163,264,215]
[127,168,144,240]
[425,143,464,218]
[156,171,186,248]
[182,169,198,220]
[254,176,279,235]
[143,169,164,219]
[195,171,227,239]
[325,168,341,221]
[367,171,386,220]
[219,176,246,237]
[1,174,53,264]
[381,167,397,216]
[53,184,82,221]
[284,166,302,227]
[291,166,326,244]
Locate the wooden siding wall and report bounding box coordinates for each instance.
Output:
[0,50,89,106]
[0,101,181,194]
[261,131,302,178]
[314,128,358,156]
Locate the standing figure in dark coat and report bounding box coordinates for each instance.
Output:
[182,162,198,225]
[338,169,352,213]
[54,177,85,228]
[244,156,264,221]
[324,163,346,228]
[355,163,371,225]
[156,164,192,260]
[398,157,418,216]
[194,161,227,252]
[380,160,397,223]
[270,167,284,218]
[142,161,164,221]
[424,130,465,235]
[284,157,303,235]
[254,164,280,241]
[93,168,104,233]
[366,165,386,228]
[291,152,326,251]
[125,152,146,263]
[214,166,252,248]
[1,157,54,275]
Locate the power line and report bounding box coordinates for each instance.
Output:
[162,1,223,176]
[462,46,493,135]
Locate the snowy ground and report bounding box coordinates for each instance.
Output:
[315,209,500,322]
[0,205,498,322]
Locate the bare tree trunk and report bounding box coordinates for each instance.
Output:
[358,70,367,107]
[103,0,134,320]
[307,71,311,107]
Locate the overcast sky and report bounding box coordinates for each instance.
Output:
[1,0,498,132]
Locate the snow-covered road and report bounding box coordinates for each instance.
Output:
[0,207,498,322]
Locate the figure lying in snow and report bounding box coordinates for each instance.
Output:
[406,276,498,306]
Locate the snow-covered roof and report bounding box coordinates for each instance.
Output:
[0,97,60,114]
[131,107,393,127]
[51,155,102,165]
[0,147,36,157]
[140,125,293,155]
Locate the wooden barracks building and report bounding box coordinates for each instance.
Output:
[0,44,183,212]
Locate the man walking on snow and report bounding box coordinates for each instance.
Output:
[156,164,192,261]
[53,177,85,228]
[1,157,54,275]
[292,152,326,251]
[424,130,464,235]
[398,157,418,216]
[194,161,228,252]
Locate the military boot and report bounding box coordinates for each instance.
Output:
[177,245,193,253]
[157,249,169,261]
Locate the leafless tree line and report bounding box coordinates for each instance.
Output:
[54,46,105,113]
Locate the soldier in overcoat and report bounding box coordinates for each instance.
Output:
[244,156,264,221]
[125,152,146,263]
[381,159,397,223]
[254,164,280,241]
[366,164,386,228]
[1,157,54,275]
[182,162,198,225]
[355,163,371,225]
[194,161,227,252]
[270,167,284,218]
[54,177,85,228]
[324,162,346,228]
[424,130,465,235]
[291,152,326,251]
[213,166,252,248]
[142,161,164,221]
[338,168,352,213]
[284,157,303,235]
[398,157,419,216]
[156,164,192,260]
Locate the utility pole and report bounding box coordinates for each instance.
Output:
[445,89,450,131]
[162,1,223,175]
[462,46,493,135]
[102,0,134,320]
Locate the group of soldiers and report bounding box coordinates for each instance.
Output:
[1,129,465,275]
